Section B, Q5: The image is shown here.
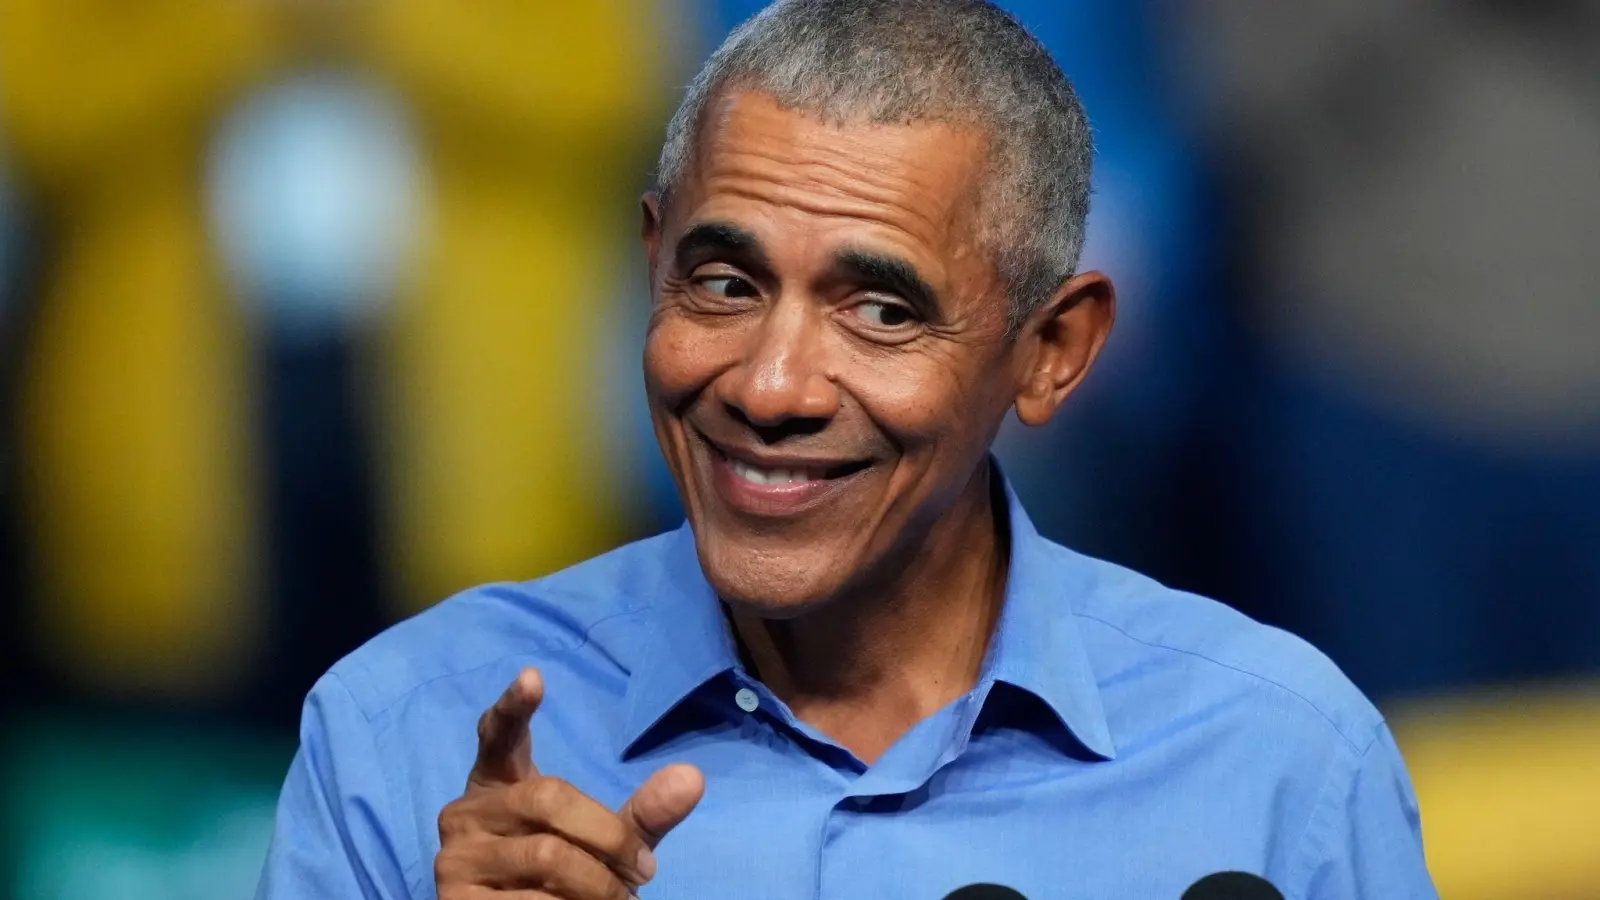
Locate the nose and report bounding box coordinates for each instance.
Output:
[715,298,840,441]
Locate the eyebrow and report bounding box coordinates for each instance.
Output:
[673,221,771,273]
[672,222,942,317]
[834,247,942,318]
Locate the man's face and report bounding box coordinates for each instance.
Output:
[642,91,1046,615]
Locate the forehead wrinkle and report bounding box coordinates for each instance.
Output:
[699,98,986,230]
[696,153,983,288]
[706,144,958,232]
[706,170,946,244]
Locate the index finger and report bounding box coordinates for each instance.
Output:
[467,667,543,790]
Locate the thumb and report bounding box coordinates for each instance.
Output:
[619,763,705,849]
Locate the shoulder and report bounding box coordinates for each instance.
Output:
[323,531,677,720]
[1058,543,1384,753]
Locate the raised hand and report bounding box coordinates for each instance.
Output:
[435,668,706,898]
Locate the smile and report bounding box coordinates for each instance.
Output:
[725,459,830,485]
[700,438,871,517]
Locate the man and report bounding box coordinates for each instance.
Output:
[257,1,1438,898]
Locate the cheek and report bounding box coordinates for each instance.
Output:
[643,314,723,408]
[849,356,989,453]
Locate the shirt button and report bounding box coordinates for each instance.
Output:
[734,687,760,712]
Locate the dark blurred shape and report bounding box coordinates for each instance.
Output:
[0,152,18,292]
[1176,0,1600,698]
[943,884,1029,900]
[0,151,31,700]
[1181,872,1284,900]
[207,71,424,725]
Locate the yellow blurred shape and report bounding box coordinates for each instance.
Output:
[1388,682,1600,900]
[357,0,667,143]
[355,0,673,610]
[0,0,281,189]
[1,0,282,699]
[19,184,261,699]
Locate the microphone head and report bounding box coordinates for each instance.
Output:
[1180,871,1285,900]
[942,885,1029,900]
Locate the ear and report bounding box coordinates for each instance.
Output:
[1011,270,1116,427]
[641,192,665,288]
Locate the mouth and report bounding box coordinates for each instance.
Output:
[720,453,869,485]
[698,435,872,517]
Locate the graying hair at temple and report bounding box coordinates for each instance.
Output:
[654,0,1095,332]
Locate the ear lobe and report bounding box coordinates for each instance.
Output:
[1013,370,1059,428]
[1012,271,1116,428]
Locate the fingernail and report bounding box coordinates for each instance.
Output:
[634,846,657,882]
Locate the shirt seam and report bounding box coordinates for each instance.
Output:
[346,602,650,722]
[1072,611,1365,752]
[320,670,423,898]
[1283,722,1384,899]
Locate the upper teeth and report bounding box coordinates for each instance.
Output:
[730,459,821,485]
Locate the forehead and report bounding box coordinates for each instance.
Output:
[676,91,991,270]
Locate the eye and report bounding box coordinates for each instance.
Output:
[852,298,918,328]
[696,275,759,299]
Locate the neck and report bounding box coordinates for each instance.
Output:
[727,464,1010,763]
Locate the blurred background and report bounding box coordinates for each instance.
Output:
[0,1,1595,898]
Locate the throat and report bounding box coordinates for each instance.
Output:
[727,465,1011,766]
[796,693,935,766]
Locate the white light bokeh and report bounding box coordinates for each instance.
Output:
[207,73,425,339]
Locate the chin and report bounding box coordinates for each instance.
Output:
[695,534,853,619]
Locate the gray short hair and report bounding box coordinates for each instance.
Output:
[656,0,1094,331]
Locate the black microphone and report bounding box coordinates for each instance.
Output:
[1181,871,1285,900]
[941,885,1028,900]
[939,871,1282,900]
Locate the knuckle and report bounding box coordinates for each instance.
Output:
[525,775,571,812]
[436,803,469,840]
[432,848,469,886]
[475,709,497,747]
[520,832,570,873]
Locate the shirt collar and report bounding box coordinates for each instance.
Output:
[618,522,742,758]
[981,471,1117,760]
[618,459,1116,761]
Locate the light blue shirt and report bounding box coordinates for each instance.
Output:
[257,479,1437,899]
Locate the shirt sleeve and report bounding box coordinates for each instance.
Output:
[1289,722,1440,900]
[256,672,417,900]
